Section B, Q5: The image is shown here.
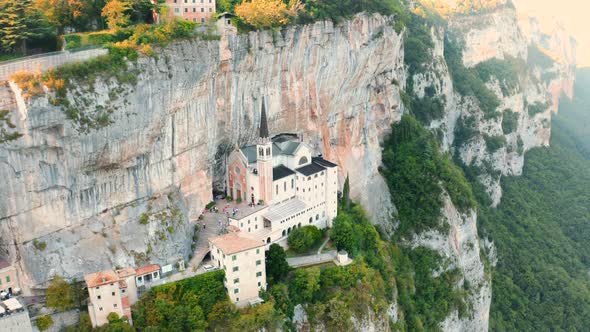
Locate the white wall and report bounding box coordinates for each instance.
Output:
[271,174,296,205]
[210,244,266,306]
[87,283,124,327]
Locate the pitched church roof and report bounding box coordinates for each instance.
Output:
[259,99,269,139]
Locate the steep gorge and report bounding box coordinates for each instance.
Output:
[0,4,576,331]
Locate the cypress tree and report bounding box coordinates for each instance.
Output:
[342,173,350,211]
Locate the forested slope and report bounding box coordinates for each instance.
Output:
[482,68,590,330]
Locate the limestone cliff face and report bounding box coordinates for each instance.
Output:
[416,5,576,206]
[0,14,403,288]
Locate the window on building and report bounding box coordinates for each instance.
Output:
[234,288,239,294]
[184,0,187,2]
[256,272,262,277]
[298,156,308,165]
[5,276,9,283]
[235,166,240,175]
[266,147,271,155]
[256,248,260,254]
[309,217,312,224]
[232,255,237,261]
[114,304,117,308]
[193,7,196,12]
[201,18,205,22]
[233,266,239,272]
[276,185,278,195]
[233,278,239,284]
[184,8,188,12]
[209,7,212,12]
[174,8,179,13]
[99,307,103,311]
[258,282,261,287]
[201,7,204,12]
[97,295,101,300]
[284,182,286,191]
[112,292,115,296]
[256,260,261,266]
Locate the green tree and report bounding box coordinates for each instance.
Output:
[287,225,322,253]
[0,0,52,53]
[265,243,289,284]
[289,267,320,303]
[207,300,238,331]
[330,213,355,253]
[101,0,131,29]
[35,315,54,331]
[46,275,75,311]
[342,174,351,210]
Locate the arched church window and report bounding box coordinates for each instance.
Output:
[266,147,271,156]
[235,167,240,175]
[259,148,263,156]
[298,156,308,165]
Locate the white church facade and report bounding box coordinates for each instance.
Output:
[224,102,338,248]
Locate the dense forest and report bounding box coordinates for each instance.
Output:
[481,69,590,330]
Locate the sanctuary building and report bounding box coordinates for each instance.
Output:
[224,102,338,247]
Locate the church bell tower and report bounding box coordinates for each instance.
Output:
[257,99,273,204]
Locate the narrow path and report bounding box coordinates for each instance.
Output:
[287,250,337,268]
[317,237,330,255]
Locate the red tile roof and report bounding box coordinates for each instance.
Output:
[209,232,264,255]
[135,264,160,276]
[84,270,119,288]
[116,267,136,278]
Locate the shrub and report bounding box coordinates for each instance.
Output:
[454,115,479,148]
[445,36,500,117]
[33,239,47,251]
[502,109,519,134]
[205,201,216,209]
[139,213,149,225]
[484,134,507,153]
[475,57,526,95]
[287,226,322,253]
[528,101,550,116]
[36,315,54,331]
[64,34,82,50]
[87,32,115,45]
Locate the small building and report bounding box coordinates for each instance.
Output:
[0,298,32,332]
[209,232,266,307]
[154,0,216,23]
[84,270,132,327]
[0,258,19,297]
[135,264,161,288]
[116,268,138,307]
[216,12,237,35]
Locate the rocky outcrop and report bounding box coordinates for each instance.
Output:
[414,4,576,206]
[411,195,490,332]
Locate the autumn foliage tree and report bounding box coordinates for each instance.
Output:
[235,0,292,28]
[102,0,131,29]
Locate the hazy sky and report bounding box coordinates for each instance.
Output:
[513,0,588,67]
